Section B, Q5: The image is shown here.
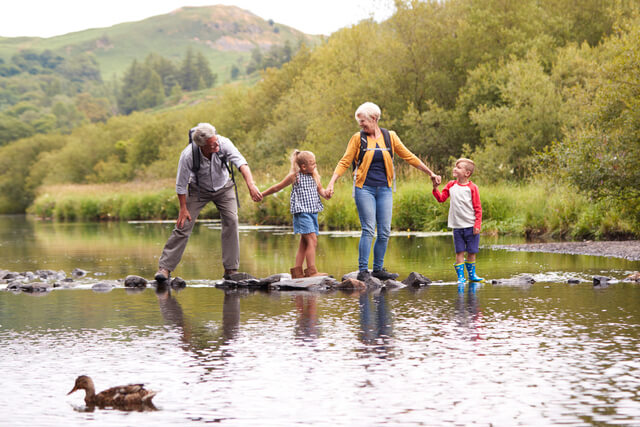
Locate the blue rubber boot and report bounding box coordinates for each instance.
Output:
[454,263,466,286]
[465,261,484,282]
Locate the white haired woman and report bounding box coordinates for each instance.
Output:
[326,102,441,281]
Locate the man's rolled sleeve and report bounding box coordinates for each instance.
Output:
[175,150,191,194]
[221,137,248,169]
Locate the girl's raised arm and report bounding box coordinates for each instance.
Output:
[261,172,296,198]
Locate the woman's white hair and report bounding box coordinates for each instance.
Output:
[354,102,381,121]
[192,123,217,147]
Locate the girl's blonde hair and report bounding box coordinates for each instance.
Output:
[290,150,321,186]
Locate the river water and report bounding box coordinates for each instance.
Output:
[1,216,639,426]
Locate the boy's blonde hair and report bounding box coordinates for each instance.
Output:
[456,158,475,176]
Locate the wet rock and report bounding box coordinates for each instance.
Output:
[36,269,65,281]
[124,275,148,288]
[491,275,536,286]
[567,278,581,284]
[383,279,406,289]
[335,278,366,290]
[274,275,333,291]
[2,272,21,281]
[402,272,432,287]
[623,272,640,282]
[72,268,87,278]
[19,282,52,293]
[258,273,289,286]
[170,277,186,289]
[91,282,113,293]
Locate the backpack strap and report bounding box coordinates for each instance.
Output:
[216,152,240,209]
[351,128,395,196]
[189,128,201,190]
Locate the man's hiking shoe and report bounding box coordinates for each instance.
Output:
[371,269,399,281]
[223,271,256,281]
[356,270,371,281]
[155,268,170,282]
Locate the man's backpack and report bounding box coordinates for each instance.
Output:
[351,128,396,196]
[188,128,239,207]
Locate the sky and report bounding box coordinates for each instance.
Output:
[0,0,396,38]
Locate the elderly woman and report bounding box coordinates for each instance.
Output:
[326,102,441,281]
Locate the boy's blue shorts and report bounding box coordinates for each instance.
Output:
[453,227,480,254]
[293,212,319,235]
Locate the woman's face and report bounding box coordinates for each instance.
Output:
[357,113,377,135]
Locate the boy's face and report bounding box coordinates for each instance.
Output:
[453,161,471,179]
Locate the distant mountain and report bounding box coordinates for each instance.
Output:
[0,5,323,80]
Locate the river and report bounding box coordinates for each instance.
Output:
[1,216,639,425]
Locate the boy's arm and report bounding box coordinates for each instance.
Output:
[470,183,482,233]
[432,181,453,203]
[261,173,296,198]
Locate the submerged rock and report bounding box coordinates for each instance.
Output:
[593,276,617,287]
[124,275,148,288]
[72,268,87,278]
[91,282,113,293]
[491,275,536,286]
[567,278,581,284]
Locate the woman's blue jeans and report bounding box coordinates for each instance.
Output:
[354,185,393,271]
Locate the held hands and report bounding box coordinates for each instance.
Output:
[325,182,335,199]
[248,183,263,202]
[473,227,481,235]
[430,174,442,187]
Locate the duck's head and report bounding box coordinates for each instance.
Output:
[68,375,94,395]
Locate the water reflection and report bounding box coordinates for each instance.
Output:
[455,283,483,341]
[358,289,394,358]
[293,295,319,341]
[154,286,241,363]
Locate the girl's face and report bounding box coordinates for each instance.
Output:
[299,157,316,174]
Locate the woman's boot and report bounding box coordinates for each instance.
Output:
[304,266,328,277]
[290,266,305,279]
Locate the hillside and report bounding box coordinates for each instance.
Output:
[0,5,323,80]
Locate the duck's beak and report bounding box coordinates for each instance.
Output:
[67,386,77,395]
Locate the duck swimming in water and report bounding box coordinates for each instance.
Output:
[67,375,157,410]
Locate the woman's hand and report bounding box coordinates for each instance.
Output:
[431,174,442,186]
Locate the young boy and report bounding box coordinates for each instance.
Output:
[431,158,483,286]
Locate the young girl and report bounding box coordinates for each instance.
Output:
[261,150,330,278]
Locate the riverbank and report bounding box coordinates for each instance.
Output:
[491,240,640,261]
[29,179,640,240]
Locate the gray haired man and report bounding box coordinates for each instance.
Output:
[155,123,262,281]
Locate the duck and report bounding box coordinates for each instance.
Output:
[68,375,157,410]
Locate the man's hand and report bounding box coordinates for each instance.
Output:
[176,207,191,228]
[248,183,263,202]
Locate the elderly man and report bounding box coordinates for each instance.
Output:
[155,123,262,281]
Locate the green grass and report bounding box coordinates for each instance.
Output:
[29,179,638,240]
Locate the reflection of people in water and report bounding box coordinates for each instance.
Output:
[455,283,483,341]
[294,294,319,340]
[155,286,241,355]
[358,289,394,357]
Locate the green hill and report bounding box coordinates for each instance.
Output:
[0,5,323,80]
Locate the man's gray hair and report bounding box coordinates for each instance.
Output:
[355,102,381,121]
[191,123,217,147]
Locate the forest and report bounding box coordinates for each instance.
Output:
[2,0,639,239]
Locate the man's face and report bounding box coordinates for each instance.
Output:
[201,135,220,156]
